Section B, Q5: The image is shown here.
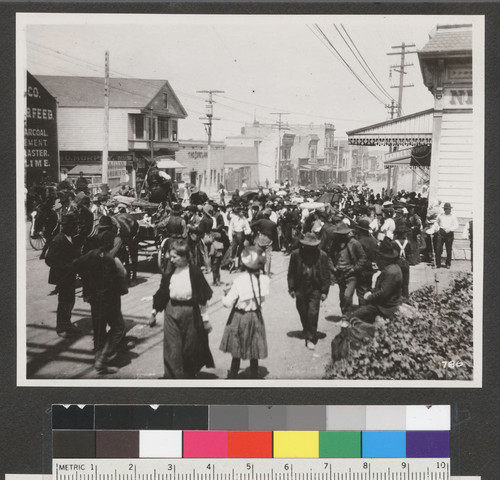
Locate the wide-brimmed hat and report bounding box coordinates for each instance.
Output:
[299,232,321,247]
[443,202,452,209]
[171,203,183,213]
[203,204,214,215]
[97,215,114,230]
[96,230,115,250]
[336,223,352,235]
[355,218,371,232]
[377,237,399,259]
[240,245,266,270]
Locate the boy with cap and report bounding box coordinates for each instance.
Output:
[330,224,367,314]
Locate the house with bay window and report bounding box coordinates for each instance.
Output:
[35,75,187,189]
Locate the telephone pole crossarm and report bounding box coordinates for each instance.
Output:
[197,90,225,192]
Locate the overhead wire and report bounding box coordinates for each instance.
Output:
[340,24,394,102]
[334,24,394,102]
[311,24,387,106]
[29,38,373,125]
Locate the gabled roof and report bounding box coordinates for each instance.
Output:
[419,24,472,57]
[347,109,434,147]
[34,75,187,117]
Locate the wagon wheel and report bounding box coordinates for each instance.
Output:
[157,237,171,273]
[29,232,46,251]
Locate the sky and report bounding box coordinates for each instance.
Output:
[21,14,476,141]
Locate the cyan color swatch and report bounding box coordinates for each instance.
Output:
[362,431,406,458]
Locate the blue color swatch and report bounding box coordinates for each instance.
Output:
[362,431,406,458]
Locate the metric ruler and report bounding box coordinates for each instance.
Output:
[53,459,450,480]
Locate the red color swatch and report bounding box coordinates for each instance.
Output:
[227,431,273,458]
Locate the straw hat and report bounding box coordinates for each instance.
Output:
[299,232,321,247]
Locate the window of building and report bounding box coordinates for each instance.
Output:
[134,115,144,140]
[163,92,168,108]
[172,120,178,141]
[146,116,156,141]
[159,118,169,140]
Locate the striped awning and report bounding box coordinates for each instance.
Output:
[347,109,434,147]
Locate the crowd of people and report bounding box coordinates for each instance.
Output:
[33,179,471,378]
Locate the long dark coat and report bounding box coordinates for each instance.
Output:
[153,264,215,375]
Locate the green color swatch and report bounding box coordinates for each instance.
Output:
[319,431,361,458]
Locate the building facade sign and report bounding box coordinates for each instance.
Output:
[187,151,208,159]
[25,72,59,184]
[108,160,127,179]
[445,88,473,107]
[60,151,102,167]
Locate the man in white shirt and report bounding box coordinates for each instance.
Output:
[228,209,251,270]
[435,202,459,269]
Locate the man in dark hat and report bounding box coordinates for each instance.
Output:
[251,208,278,276]
[163,203,187,239]
[341,237,403,324]
[75,171,89,194]
[330,223,367,314]
[393,225,412,299]
[210,203,227,286]
[354,218,378,305]
[74,194,94,251]
[287,232,330,350]
[76,229,127,374]
[435,202,458,269]
[95,215,122,257]
[45,214,81,338]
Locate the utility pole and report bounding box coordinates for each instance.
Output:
[271,112,289,183]
[336,138,341,183]
[387,43,416,193]
[384,99,397,191]
[102,50,110,186]
[387,42,416,116]
[198,89,224,193]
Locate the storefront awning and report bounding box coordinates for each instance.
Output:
[68,164,102,175]
[156,159,186,169]
[384,145,432,168]
[347,109,434,147]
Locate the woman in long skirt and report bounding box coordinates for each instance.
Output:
[151,239,214,378]
[220,246,270,379]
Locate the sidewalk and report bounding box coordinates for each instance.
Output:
[25,243,471,380]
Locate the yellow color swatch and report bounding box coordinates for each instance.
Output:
[273,431,319,458]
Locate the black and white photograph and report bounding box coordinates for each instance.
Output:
[17,13,484,386]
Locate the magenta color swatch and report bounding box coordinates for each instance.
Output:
[183,431,228,458]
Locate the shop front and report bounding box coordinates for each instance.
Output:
[62,152,132,191]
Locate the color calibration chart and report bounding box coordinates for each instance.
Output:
[53,405,451,480]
